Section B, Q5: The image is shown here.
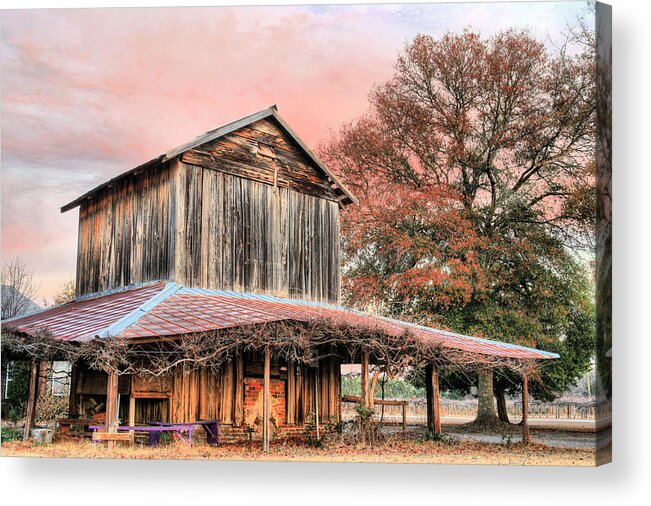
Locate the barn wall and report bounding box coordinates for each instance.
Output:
[181,117,339,202]
[173,161,340,303]
[91,354,342,428]
[75,162,175,296]
[75,120,341,304]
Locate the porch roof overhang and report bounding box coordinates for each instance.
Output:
[2,282,559,361]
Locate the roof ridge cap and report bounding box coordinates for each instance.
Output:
[76,282,183,341]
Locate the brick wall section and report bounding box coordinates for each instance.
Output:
[218,424,316,444]
[244,377,286,432]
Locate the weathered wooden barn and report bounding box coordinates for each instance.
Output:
[2,106,557,447]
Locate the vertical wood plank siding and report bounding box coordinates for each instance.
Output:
[76,162,173,296]
[128,356,341,426]
[76,118,341,303]
[76,164,340,303]
[173,162,340,302]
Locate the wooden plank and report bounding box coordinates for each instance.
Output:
[222,173,234,290]
[92,432,134,443]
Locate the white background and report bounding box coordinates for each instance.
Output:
[1,0,648,504]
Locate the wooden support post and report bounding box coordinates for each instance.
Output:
[425,362,441,434]
[360,351,369,408]
[263,345,270,452]
[402,402,407,435]
[68,363,79,417]
[369,370,380,409]
[286,360,295,425]
[128,395,136,446]
[314,362,320,441]
[234,353,244,427]
[23,359,40,441]
[522,374,530,444]
[105,370,119,449]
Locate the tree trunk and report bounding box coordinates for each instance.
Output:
[494,383,510,423]
[473,370,501,428]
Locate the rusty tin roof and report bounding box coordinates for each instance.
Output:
[2,282,558,360]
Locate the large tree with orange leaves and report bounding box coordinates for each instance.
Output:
[321,29,596,427]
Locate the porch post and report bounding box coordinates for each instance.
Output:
[426,362,441,434]
[68,363,79,417]
[263,345,270,452]
[234,353,244,427]
[522,374,530,444]
[128,394,136,444]
[105,369,119,448]
[360,351,369,408]
[23,359,40,441]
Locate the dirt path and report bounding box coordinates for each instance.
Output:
[446,428,611,450]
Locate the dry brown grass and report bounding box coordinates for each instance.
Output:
[0,437,599,466]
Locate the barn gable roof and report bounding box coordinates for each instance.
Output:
[61,105,358,213]
[3,281,559,360]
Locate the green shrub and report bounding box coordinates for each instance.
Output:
[4,361,30,404]
[7,404,25,423]
[0,427,23,443]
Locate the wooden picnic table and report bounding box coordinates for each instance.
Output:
[89,425,194,447]
[149,420,220,446]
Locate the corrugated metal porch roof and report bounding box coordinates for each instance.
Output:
[2,282,559,360]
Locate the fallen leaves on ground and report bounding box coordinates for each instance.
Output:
[0,436,599,466]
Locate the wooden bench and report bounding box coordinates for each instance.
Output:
[149,420,220,446]
[89,425,194,447]
[91,431,135,445]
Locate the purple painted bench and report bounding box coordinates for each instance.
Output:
[90,425,194,447]
[149,420,220,447]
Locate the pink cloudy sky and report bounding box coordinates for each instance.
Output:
[0,1,589,303]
